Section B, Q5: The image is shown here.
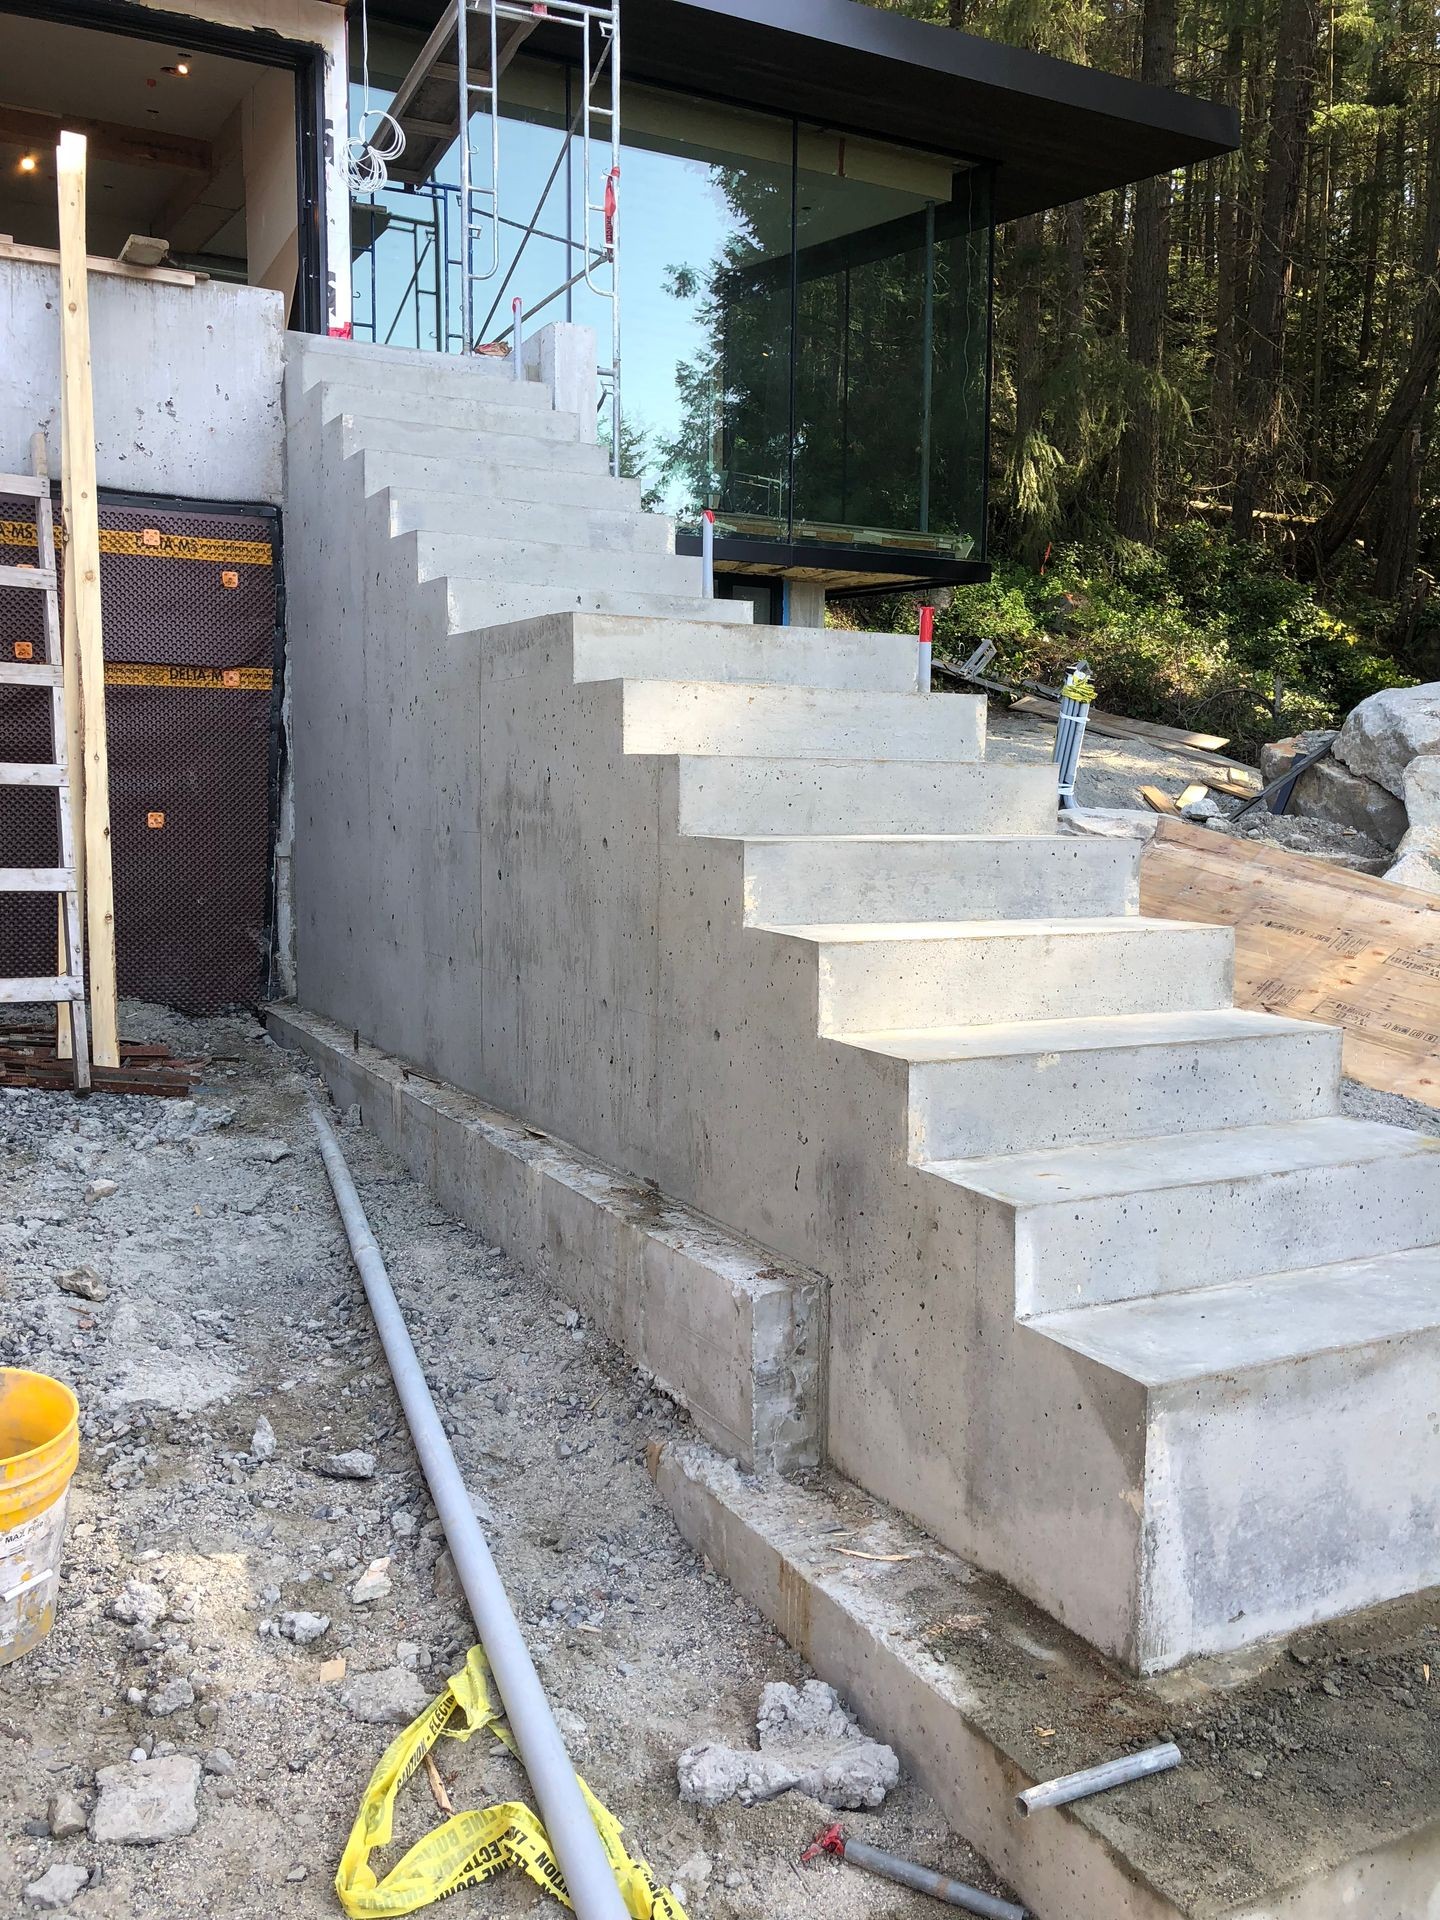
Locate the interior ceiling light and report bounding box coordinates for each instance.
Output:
[19,154,37,172]
[162,61,191,76]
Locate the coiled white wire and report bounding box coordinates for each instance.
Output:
[346,0,406,195]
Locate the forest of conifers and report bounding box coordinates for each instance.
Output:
[879,0,1440,752]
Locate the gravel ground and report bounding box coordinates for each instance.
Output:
[0,1006,1015,1919]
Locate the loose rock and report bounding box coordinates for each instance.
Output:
[279,1610,330,1645]
[91,1753,201,1844]
[47,1789,88,1839]
[108,1580,166,1630]
[351,1557,393,1606]
[55,1266,108,1303]
[678,1681,899,1810]
[22,1863,90,1910]
[250,1415,276,1462]
[340,1667,433,1726]
[147,1678,195,1718]
[318,1450,376,1481]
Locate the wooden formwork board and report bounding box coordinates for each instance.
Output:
[1139,817,1440,1108]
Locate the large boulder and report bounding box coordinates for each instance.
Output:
[1332,682,1440,799]
[1288,753,1408,848]
[1385,755,1440,894]
[1259,728,1336,786]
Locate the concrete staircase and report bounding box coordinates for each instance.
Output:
[284,329,1440,1675]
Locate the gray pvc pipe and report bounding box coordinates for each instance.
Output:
[308,1095,630,1920]
[841,1838,1027,1919]
[1015,1740,1182,1817]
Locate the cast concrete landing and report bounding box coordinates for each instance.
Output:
[655,1438,1440,1920]
[846,1008,1340,1158]
[567,615,919,690]
[941,1115,1440,1312]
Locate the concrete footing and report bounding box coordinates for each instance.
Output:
[266,1005,824,1473]
[652,1439,1440,1920]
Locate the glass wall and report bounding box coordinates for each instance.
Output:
[348,41,992,561]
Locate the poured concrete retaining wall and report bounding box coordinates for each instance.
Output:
[268,1004,825,1474]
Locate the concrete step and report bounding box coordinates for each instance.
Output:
[570,617,918,692]
[289,332,537,385]
[742,835,1140,925]
[1034,1244,1440,1662]
[762,916,1235,1034]
[412,529,700,597]
[447,584,753,632]
[359,447,643,512]
[294,344,550,405]
[939,1115,1440,1314]
[341,414,611,472]
[845,1007,1341,1159]
[388,489,675,554]
[321,384,583,441]
[622,683,987,762]
[677,757,1060,838]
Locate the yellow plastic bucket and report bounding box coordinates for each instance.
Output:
[0,1369,79,1666]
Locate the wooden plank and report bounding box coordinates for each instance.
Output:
[0,239,200,288]
[1139,817,1440,1108]
[0,976,80,1005]
[0,763,64,787]
[56,131,119,1070]
[0,563,56,590]
[1175,783,1210,810]
[0,659,62,686]
[1140,785,1180,815]
[1011,694,1232,756]
[0,868,72,891]
[0,473,45,497]
[1203,774,1262,800]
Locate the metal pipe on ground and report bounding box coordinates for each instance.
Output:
[1016,1740,1183,1817]
[306,1094,630,1920]
[803,1825,1026,1919]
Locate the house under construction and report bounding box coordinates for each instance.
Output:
[3,2,1439,1913]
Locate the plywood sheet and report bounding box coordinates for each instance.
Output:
[1139,818,1440,1108]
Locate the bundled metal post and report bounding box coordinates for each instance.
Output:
[1052,661,1096,810]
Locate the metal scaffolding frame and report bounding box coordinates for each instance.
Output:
[373,0,623,472]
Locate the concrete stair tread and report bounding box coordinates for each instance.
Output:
[844,1006,1323,1062]
[935,1114,1434,1206]
[755,914,1185,943]
[1033,1243,1440,1385]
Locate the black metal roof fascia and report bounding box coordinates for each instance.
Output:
[367,0,1239,219]
[579,0,1239,221]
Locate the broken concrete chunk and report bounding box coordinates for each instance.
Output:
[350,1557,393,1606]
[279,1610,330,1645]
[84,1178,119,1202]
[22,1864,89,1910]
[341,1666,432,1726]
[318,1449,376,1481]
[250,1415,276,1462]
[678,1680,899,1810]
[108,1579,167,1629]
[146,1677,195,1718]
[91,1753,201,1844]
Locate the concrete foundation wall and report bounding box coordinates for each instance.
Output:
[0,261,285,502]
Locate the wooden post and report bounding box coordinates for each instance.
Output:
[55,130,118,1067]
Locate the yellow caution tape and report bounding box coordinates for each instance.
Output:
[104,663,273,691]
[0,521,272,566]
[1060,671,1097,704]
[336,1646,688,1920]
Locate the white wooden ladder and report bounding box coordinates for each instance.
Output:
[0,436,91,1090]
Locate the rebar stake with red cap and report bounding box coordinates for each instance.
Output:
[801,1824,1027,1920]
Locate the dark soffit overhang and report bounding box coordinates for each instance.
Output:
[376,0,1240,222]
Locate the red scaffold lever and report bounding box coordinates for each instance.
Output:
[604,167,620,246]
